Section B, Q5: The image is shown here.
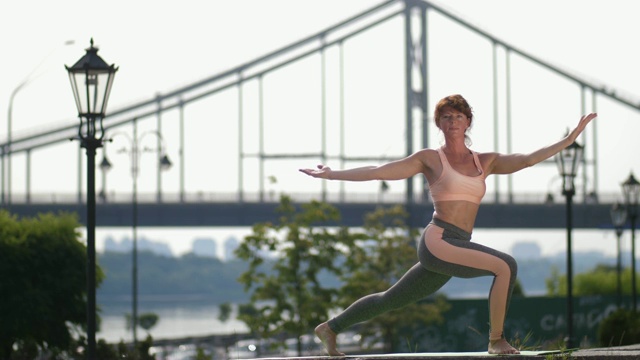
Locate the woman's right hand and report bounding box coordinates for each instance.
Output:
[299,164,332,179]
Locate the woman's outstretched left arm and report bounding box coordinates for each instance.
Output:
[487,113,597,175]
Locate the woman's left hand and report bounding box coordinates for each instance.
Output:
[568,113,597,142]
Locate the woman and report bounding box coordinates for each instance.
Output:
[299,94,597,355]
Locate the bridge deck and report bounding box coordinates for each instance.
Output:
[6,201,616,229]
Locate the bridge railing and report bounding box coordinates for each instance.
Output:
[5,190,621,205]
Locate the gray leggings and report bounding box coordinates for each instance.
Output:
[327,218,517,340]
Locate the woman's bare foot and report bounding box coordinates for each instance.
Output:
[315,322,345,356]
[488,338,520,354]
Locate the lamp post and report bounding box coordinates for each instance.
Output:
[66,38,117,359]
[611,202,627,307]
[99,152,112,202]
[102,124,172,347]
[554,139,583,349]
[622,172,640,312]
[3,39,75,206]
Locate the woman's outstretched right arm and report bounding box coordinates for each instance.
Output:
[298,149,432,182]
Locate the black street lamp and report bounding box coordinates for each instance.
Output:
[622,172,640,312]
[611,202,627,307]
[554,139,583,349]
[66,38,117,359]
[102,125,172,347]
[99,153,112,202]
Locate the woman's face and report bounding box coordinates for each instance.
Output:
[437,107,470,134]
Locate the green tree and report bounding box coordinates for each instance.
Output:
[195,347,214,360]
[126,312,160,335]
[0,210,103,358]
[98,251,248,302]
[338,205,450,352]
[235,195,366,356]
[545,266,561,295]
[512,278,525,297]
[139,313,160,334]
[218,302,233,322]
[546,263,638,296]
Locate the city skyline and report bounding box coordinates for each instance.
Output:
[95,226,625,260]
[101,232,242,260]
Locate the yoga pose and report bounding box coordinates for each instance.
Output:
[299,94,597,355]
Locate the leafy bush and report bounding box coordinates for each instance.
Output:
[0,210,102,358]
[598,308,640,346]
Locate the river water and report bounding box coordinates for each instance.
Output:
[98,298,248,343]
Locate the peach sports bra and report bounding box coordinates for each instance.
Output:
[429,147,486,205]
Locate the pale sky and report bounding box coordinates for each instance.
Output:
[1,0,639,257]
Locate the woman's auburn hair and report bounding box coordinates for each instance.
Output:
[433,94,473,126]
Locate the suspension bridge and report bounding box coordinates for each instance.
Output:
[1,0,638,229]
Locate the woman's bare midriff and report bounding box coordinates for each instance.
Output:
[432,201,480,233]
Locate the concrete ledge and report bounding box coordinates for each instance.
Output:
[569,344,640,359]
[256,345,640,360]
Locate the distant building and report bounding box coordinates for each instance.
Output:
[103,235,119,252]
[511,241,542,260]
[223,236,240,261]
[103,236,131,253]
[138,237,174,257]
[102,235,174,257]
[192,237,218,258]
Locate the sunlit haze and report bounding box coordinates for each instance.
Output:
[2,0,639,259]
